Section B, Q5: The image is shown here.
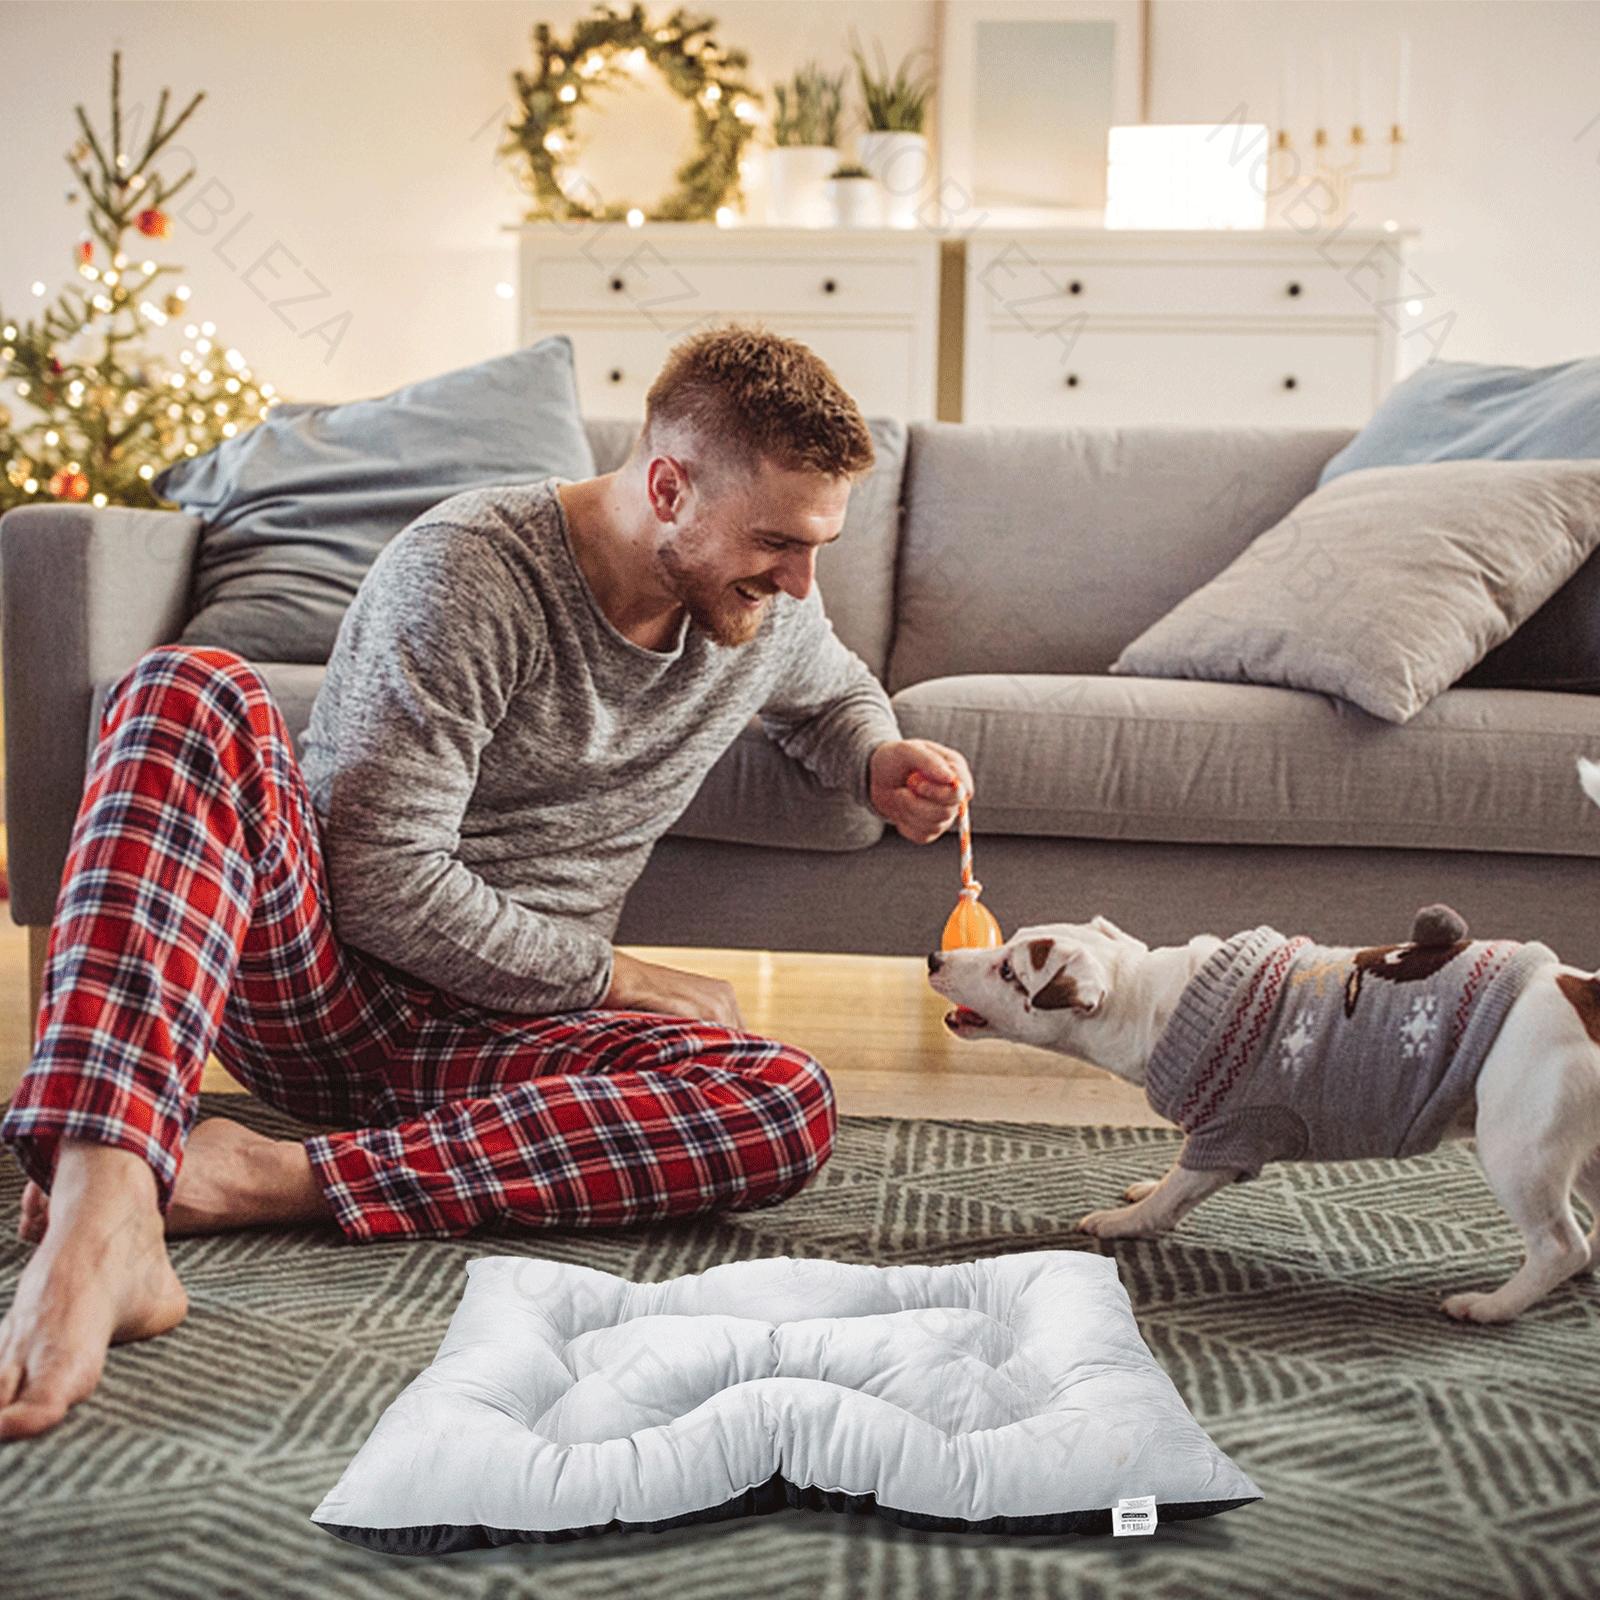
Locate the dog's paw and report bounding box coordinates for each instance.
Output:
[1122,1179,1161,1203]
[1440,1290,1519,1324]
[1077,1205,1165,1239]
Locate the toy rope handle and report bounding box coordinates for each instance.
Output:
[957,789,981,899]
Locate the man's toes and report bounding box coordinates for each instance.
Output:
[0,1358,21,1408]
[1123,1180,1160,1203]
[1441,1290,1519,1324]
[0,1391,73,1441]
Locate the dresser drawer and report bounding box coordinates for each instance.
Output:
[971,251,1384,325]
[562,320,929,421]
[538,253,921,323]
[971,327,1380,428]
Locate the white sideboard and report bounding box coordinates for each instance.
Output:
[516,223,1416,428]
[516,224,942,421]
[963,229,1414,428]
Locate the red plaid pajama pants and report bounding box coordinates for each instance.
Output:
[0,646,836,1243]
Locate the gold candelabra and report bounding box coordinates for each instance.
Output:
[1272,122,1404,223]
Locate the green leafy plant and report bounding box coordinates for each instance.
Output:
[850,31,934,134]
[771,61,845,148]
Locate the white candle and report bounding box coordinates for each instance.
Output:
[1357,49,1374,135]
[1279,47,1297,137]
[1315,40,1331,131]
[1395,33,1411,132]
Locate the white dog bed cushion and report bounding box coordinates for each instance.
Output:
[311,1251,1260,1554]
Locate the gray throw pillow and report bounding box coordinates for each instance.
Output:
[155,336,595,664]
[1111,459,1600,723]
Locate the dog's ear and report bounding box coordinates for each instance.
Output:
[1090,914,1130,942]
[1030,946,1109,1015]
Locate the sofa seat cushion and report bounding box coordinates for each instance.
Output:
[92,664,882,855]
[891,673,1600,856]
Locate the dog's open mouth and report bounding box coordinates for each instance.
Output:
[944,1006,988,1031]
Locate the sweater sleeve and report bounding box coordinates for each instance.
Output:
[305,523,615,1015]
[757,587,901,808]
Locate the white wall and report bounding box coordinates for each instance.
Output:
[2,0,1596,403]
[1146,0,1600,375]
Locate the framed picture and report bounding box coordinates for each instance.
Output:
[938,0,1148,226]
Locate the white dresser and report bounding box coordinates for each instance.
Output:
[962,229,1414,428]
[516,223,943,421]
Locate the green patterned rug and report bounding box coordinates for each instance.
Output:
[1,1092,1597,1600]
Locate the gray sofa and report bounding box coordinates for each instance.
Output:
[9,418,1600,1009]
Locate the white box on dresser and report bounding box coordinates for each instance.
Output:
[963,229,1417,428]
[515,223,942,421]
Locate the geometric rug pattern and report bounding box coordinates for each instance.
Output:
[1,1092,1596,1600]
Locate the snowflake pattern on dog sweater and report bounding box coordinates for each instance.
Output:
[1142,915,1559,1177]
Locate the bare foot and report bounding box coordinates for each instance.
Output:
[0,1144,189,1440]
[164,1116,331,1235]
[17,1180,48,1244]
[15,1119,329,1241]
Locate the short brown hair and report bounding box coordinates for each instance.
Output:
[642,322,875,480]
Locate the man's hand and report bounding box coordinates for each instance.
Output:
[602,950,745,1029]
[868,739,975,845]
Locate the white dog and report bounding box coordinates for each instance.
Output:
[926,761,1600,1323]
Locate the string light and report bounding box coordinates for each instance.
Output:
[30,281,45,296]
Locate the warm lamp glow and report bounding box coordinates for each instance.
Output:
[1105,124,1269,230]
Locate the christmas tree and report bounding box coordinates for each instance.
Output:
[0,52,277,514]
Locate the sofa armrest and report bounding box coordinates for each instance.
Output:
[3,503,200,923]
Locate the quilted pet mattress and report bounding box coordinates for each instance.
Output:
[312,1250,1260,1553]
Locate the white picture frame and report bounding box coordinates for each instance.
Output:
[937,0,1148,227]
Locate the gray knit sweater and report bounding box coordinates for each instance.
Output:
[1143,924,1559,1176]
[299,477,900,1015]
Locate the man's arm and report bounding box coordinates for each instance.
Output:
[306,524,614,1015]
[757,587,902,807]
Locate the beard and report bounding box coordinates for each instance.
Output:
[657,539,776,648]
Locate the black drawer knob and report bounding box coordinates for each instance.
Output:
[822,277,838,294]
[1286,280,1303,297]
[1065,373,1081,388]
[608,368,624,383]
[608,276,625,292]
[1283,375,1298,390]
[1068,279,1083,295]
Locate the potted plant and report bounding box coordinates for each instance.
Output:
[851,32,934,228]
[767,61,845,228]
[826,162,884,229]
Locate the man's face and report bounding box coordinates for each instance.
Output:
[654,455,850,647]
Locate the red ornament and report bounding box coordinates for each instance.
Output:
[48,469,90,502]
[48,356,64,376]
[76,239,94,265]
[135,208,170,239]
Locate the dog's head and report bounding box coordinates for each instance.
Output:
[926,915,1147,1052]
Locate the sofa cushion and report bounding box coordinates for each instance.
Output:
[157,336,596,666]
[1460,542,1600,692]
[891,673,1600,856]
[887,423,1352,692]
[1112,459,1600,724]
[1318,356,1600,486]
[89,664,884,855]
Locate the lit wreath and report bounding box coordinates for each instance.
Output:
[505,4,761,223]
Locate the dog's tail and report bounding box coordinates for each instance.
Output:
[1581,758,1600,811]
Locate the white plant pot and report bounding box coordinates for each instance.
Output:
[766,146,839,229]
[827,177,885,230]
[856,131,929,229]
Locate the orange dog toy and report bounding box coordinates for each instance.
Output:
[941,789,1002,950]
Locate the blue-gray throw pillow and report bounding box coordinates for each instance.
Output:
[1318,357,1600,486]
[155,335,595,664]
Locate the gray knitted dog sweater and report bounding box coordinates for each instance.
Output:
[1143,912,1559,1176]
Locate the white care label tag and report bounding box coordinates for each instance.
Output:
[1112,1495,1158,1537]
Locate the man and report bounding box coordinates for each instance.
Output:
[0,325,974,1440]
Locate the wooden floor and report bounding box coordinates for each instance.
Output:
[0,921,1157,1125]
